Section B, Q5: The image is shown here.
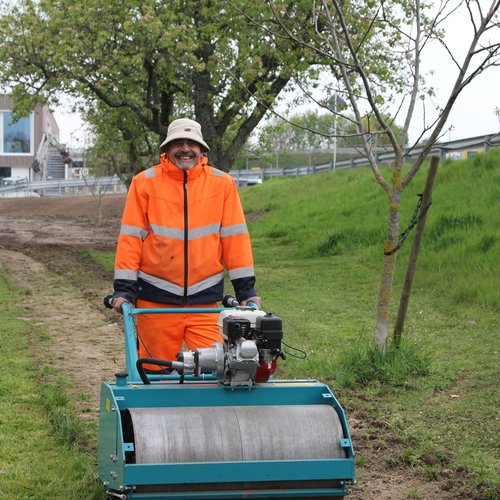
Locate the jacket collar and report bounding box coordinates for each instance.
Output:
[160,154,208,181]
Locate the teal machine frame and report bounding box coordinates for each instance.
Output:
[98,303,355,499]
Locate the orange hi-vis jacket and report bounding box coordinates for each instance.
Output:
[113,155,257,305]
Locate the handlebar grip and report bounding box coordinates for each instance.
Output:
[222,295,259,309]
[222,295,239,307]
[103,295,114,309]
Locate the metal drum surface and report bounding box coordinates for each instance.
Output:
[128,405,345,464]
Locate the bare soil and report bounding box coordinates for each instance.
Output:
[0,195,467,499]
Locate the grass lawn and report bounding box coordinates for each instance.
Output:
[0,275,104,499]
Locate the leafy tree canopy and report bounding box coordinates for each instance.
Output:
[0,0,321,172]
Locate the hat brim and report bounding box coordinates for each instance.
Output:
[160,132,209,152]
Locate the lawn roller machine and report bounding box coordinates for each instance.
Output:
[98,296,355,499]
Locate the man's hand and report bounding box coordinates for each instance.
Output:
[241,296,262,308]
[112,296,130,313]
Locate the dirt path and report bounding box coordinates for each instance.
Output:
[0,195,464,499]
[0,248,124,418]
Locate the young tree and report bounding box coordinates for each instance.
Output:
[266,0,500,350]
[0,0,316,173]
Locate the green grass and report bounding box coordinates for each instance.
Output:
[334,339,432,388]
[242,150,500,310]
[84,248,115,270]
[0,275,104,499]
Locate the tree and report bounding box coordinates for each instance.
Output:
[257,111,342,151]
[0,0,317,173]
[256,110,405,151]
[265,0,500,350]
[83,103,159,186]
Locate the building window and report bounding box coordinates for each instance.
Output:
[0,166,12,178]
[1,112,32,154]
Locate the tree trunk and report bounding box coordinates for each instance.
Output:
[374,189,401,351]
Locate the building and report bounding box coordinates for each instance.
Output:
[0,94,70,186]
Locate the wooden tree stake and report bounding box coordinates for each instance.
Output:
[393,156,440,347]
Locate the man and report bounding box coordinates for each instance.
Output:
[111,118,261,364]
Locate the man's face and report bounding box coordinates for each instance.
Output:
[166,139,203,170]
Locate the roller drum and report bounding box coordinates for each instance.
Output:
[128,405,346,464]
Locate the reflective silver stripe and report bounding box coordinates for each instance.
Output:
[150,224,184,240]
[189,223,220,240]
[138,271,224,296]
[211,167,224,177]
[188,272,224,295]
[228,266,255,280]
[138,271,183,295]
[220,223,248,237]
[115,269,139,280]
[144,167,156,178]
[150,223,220,240]
[120,224,149,239]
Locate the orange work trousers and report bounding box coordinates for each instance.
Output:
[135,299,222,364]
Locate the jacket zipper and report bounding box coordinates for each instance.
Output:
[183,170,188,304]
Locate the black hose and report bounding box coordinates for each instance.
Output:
[136,358,174,384]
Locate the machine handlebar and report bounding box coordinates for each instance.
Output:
[222,294,259,310]
[222,294,239,307]
[103,295,114,309]
[104,294,258,311]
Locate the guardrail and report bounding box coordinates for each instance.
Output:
[0,176,125,197]
[231,132,500,185]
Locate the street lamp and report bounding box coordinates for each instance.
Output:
[327,94,347,171]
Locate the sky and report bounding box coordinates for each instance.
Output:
[405,2,500,143]
[53,4,500,147]
[53,106,87,148]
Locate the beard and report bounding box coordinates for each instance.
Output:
[172,153,199,170]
